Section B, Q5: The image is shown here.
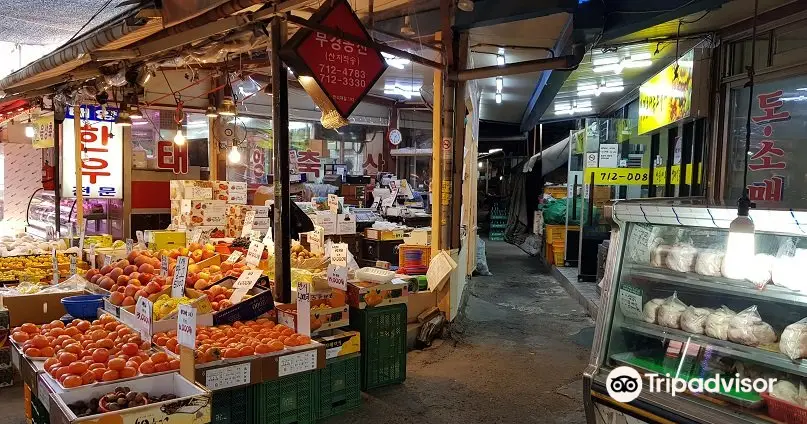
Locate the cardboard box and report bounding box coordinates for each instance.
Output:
[146,230,187,251]
[346,280,408,309]
[170,180,214,200]
[3,291,85,326]
[213,181,248,204]
[50,372,211,424]
[194,342,325,388]
[406,291,437,323]
[194,276,275,326]
[313,329,360,360]
[179,200,227,227]
[336,214,357,234]
[276,303,349,335]
[404,228,431,245]
[364,228,406,241]
[315,211,337,235]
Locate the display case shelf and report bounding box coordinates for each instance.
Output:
[627,264,807,306]
[621,319,807,378]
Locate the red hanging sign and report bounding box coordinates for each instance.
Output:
[281,0,387,120]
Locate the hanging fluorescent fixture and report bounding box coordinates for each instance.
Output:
[593,52,652,75]
[495,93,502,103]
[381,52,410,69]
[496,55,505,66]
[554,100,593,115]
[496,77,503,92]
[577,79,624,97]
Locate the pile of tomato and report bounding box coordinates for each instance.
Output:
[11,314,178,388]
[152,319,311,363]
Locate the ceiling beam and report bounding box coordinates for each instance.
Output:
[599,0,730,42]
[450,55,576,81]
[453,0,577,30]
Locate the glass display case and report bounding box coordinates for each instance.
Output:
[27,190,57,239]
[26,190,124,240]
[585,199,807,423]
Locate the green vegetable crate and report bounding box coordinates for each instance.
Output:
[211,384,254,424]
[350,303,407,390]
[316,353,361,419]
[253,370,317,424]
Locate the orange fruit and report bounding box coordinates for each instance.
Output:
[92,348,110,364]
[11,332,29,343]
[68,362,88,375]
[268,341,284,351]
[58,352,78,366]
[102,369,119,381]
[21,323,38,334]
[150,352,168,364]
[25,347,41,357]
[255,344,271,354]
[44,357,59,370]
[76,321,90,332]
[91,367,107,380]
[120,367,137,378]
[62,343,82,355]
[107,358,125,371]
[62,375,82,388]
[81,370,95,385]
[139,360,155,374]
[154,362,170,373]
[96,338,114,349]
[168,359,180,370]
[121,343,139,357]
[239,346,254,356]
[52,366,70,380]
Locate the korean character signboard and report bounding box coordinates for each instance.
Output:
[280,0,387,122]
[61,105,123,199]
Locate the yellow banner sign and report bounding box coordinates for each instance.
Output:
[587,164,702,186]
[31,116,55,149]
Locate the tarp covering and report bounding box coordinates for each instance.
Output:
[523,129,582,175]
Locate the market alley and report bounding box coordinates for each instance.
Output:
[325,240,596,424]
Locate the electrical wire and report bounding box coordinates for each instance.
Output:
[680,10,711,24]
[61,0,114,47]
[742,0,760,198]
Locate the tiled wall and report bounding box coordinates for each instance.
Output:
[4,143,41,223]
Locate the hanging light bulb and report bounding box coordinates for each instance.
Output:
[496,77,503,92]
[24,118,35,138]
[206,106,219,118]
[218,97,237,116]
[115,110,133,127]
[228,145,241,163]
[723,211,755,280]
[174,127,186,146]
[495,93,502,104]
[128,104,143,120]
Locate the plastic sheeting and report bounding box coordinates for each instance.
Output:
[523,129,582,176]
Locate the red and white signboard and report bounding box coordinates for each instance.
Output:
[61,106,124,199]
[157,140,190,174]
[283,0,388,120]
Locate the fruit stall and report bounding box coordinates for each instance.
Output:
[0,179,419,424]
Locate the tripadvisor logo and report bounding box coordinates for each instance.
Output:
[606,366,776,403]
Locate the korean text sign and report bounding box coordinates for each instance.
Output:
[61,106,123,199]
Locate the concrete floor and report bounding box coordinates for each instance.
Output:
[0,240,595,424]
[325,240,595,424]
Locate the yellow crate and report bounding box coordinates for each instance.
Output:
[544,225,580,243]
[545,186,567,199]
[553,250,565,265]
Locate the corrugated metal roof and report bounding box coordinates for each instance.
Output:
[0,1,138,45]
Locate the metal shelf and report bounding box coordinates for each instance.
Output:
[622,320,807,378]
[627,264,807,306]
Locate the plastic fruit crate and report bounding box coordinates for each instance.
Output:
[763,393,807,423]
[316,354,361,419]
[253,370,316,424]
[211,384,253,424]
[350,304,407,390]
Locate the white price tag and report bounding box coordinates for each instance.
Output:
[185,186,212,200]
[225,251,243,264]
[230,270,263,303]
[241,211,256,237]
[189,229,202,245]
[327,264,348,291]
[309,226,324,255]
[69,255,77,276]
[245,241,265,267]
[125,239,134,254]
[328,194,339,213]
[177,304,196,348]
[103,255,112,267]
[172,256,189,298]
[51,248,59,284]
[263,229,273,246]
[136,230,145,248]
[78,220,87,254]
[89,245,96,269]
[160,256,169,277]
[297,281,311,336]
[618,284,644,321]
[331,243,348,267]
[134,297,153,341]
[249,230,262,243]
[199,230,211,246]
[205,363,251,390]
[278,349,318,377]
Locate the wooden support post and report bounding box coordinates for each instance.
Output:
[430,31,443,259]
[73,106,83,234]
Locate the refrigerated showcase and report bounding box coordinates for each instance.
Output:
[585,199,807,423]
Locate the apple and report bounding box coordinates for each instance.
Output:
[122,296,135,306]
[110,291,125,305]
[116,275,130,285]
[99,265,113,275]
[139,273,153,284]
[134,289,148,300]
[145,282,161,294]
[124,285,138,297]
[116,259,129,269]
[123,265,138,275]
[85,269,99,280]
[109,268,123,279]
[90,274,102,284]
[138,263,155,274]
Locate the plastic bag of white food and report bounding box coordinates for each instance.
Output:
[705,306,735,340]
[643,298,664,323]
[681,306,713,334]
[771,381,800,404]
[780,318,807,360]
[665,243,698,273]
[772,249,807,291]
[657,292,687,329]
[651,244,672,268]
[694,250,723,277]
[746,253,775,289]
[728,305,777,346]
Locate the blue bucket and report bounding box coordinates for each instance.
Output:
[61,294,105,320]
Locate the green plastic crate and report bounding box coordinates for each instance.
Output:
[211,384,254,424]
[350,304,407,390]
[254,371,317,424]
[316,354,361,419]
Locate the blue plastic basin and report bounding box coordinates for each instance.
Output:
[61,294,105,320]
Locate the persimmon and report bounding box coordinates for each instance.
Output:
[139,360,155,374]
[68,362,88,375]
[107,358,125,371]
[62,375,82,388]
[58,352,77,366]
[150,352,168,364]
[11,332,29,343]
[120,367,137,378]
[92,348,110,363]
[91,367,107,381]
[102,369,119,381]
[81,370,95,385]
[24,347,41,357]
